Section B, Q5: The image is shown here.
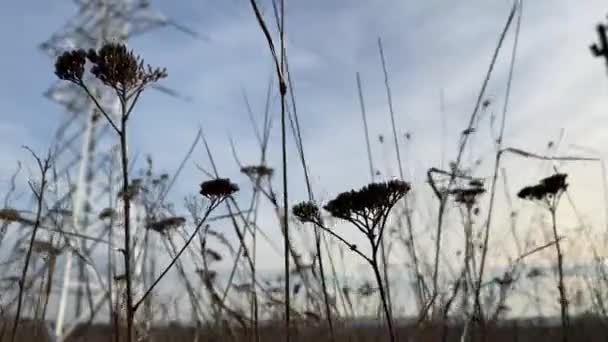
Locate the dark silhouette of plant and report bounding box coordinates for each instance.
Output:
[591,17,608,70]
[8,148,52,342]
[518,173,569,341]
[442,179,485,341]
[293,179,410,342]
[55,42,166,342]
[133,178,238,312]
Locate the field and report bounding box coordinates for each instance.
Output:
[2,1,608,341]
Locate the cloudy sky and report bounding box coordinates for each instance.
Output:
[2,0,608,319]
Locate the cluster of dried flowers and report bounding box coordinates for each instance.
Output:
[240,164,274,179]
[323,179,410,227]
[449,179,486,208]
[517,173,568,201]
[55,42,167,95]
[199,178,239,201]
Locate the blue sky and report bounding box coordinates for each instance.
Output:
[2,0,608,319]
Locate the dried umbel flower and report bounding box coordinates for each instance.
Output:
[31,240,62,257]
[86,42,167,93]
[240,164,274,178]
[324,179,410,224]
[540,173,568,196]
[292,201,321,223]
[98,208,117,220]
[0,208,21,222]
[195,268,217,286]
[518,173,568,201]
[204,248,223,262]
[450,180,485,207]
[54,49,87,83]
[146,216,186,234]
[199,178,239,200]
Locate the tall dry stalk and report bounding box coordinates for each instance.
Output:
[518,173,570,341]
[9,148,52,342]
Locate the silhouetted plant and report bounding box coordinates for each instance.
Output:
[293,179,410,342]
[518,173,569,341]
[199,178,240,200]
[445,178,485,333]
[591,18,608,70]
[145,216,186,235]
[55,42,167,342]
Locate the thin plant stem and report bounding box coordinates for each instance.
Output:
[119,108,135,342]
[432,1,518,303]
[9,150,50,342]
[133,202,217,312]
[550,205,569,341]
[370,254,396,342]
[474,2,523,330]
[377,38,423,312]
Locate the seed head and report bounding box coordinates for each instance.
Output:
[324,179,410,222]
[98,208,117,220]
[31,240,62,257]
[199,178,239,200]
[55,49,87,83]
[240,164,274,178]
[450,179,485,207]
[518,173,568,201]
[146,216,186,234]
[86,42,167,92]
[292,201,321,223]
[0,208,21,222]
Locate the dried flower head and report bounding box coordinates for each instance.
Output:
[199,178,239,200]
[204,248,223,262]
[146,216,186,234]
[518,173,568,201]
[292,201,321,223]
[540,173,568,196]
[450,179,485,207]
[31,240,62,257]
[195,268,217,286]
[55,49,87,83]
[324,179,410,224]
[98,208,117,220]
[86,42,167,93]
[0,208,21,222]
[240,164,274,178]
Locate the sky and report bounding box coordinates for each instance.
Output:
[2,0,608,321]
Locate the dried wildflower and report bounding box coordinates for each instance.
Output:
[324,179,410,224]
[54,49,87,83]
[114,274,127,282]
[450,180,485,208]
[0,208,21,222]
[517,173,568,201]
[195,268,217,286]
[540,173,568,196]
[199,178,239,200]
[517,184,546,201]
[204,248,223,262]
[240,164,274,178]
[526,268,544,278]
[31,240,62,256]
[292,201,321,223]
[86,42,167,93]
[98,208,117,220]
[146,216,186,234]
